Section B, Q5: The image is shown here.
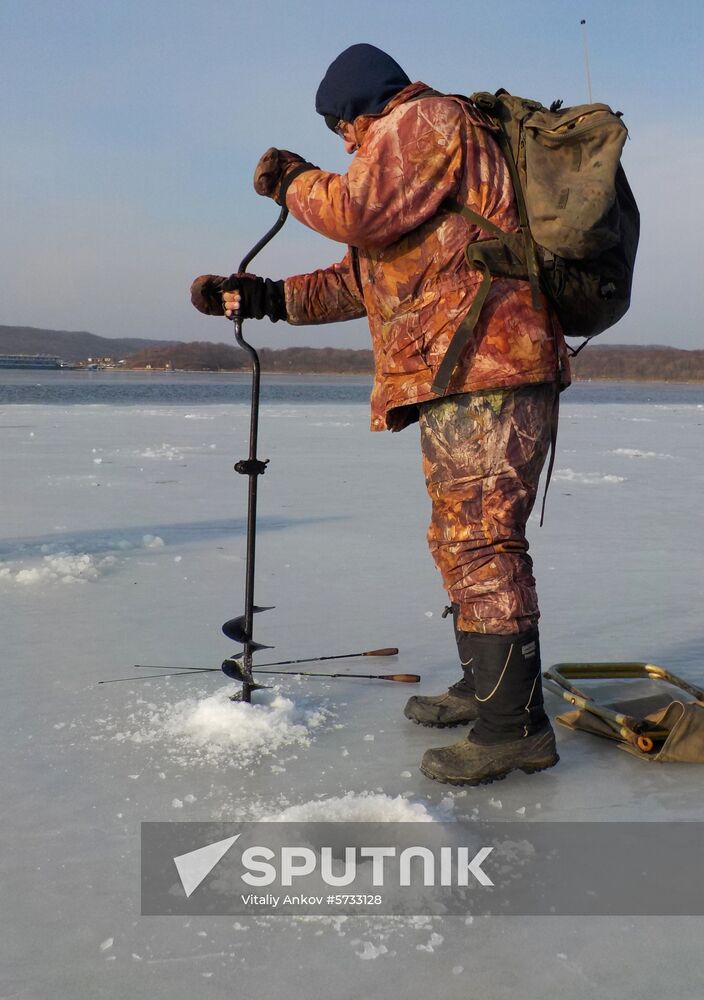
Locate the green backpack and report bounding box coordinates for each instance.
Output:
[432,89,640,394]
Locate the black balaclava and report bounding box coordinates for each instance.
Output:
[315,43,411,128]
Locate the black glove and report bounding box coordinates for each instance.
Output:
[222,273,287,322]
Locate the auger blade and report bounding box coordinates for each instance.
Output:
[229,685,269,702]
[221,658,268,688]
[221,657,250,682]
[247,640,274,653]
[222,607,275,643]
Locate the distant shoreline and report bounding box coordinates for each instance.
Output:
[3,328,703,381]
[5,367,703,385]
[90,367,704,384]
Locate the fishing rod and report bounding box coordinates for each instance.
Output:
[99,671,419,686]
[99,669,220,684]
[221,657,418,685]
[580,18,593,103]
[134,647,400,671]
[99,647,415,685]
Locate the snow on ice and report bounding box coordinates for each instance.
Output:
[104,686,330,769]
[0,533,166,585]
[608,447,676,460]
[3,381,704,999]
[553,468,626,485]
[261,790,438,823]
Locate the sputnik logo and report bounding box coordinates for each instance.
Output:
[171,832,495,896]
[173,834,241,898]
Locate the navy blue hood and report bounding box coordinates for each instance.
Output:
[315,44,411,123]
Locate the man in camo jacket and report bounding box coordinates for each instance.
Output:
[191,43,571,786]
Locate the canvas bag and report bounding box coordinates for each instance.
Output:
[433,89,640,394]
[557,693,704,763]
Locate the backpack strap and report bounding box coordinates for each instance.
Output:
[539,388,560,527]
[431,258,492,396]
[431,201,528,395]
[431,100,544,396]
[492,128,543,312]
[407,87,442,101]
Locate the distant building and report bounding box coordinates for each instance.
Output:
[78,356,121,370]
[0,354,62,370]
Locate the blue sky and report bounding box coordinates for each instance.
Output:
[1,0,701,348]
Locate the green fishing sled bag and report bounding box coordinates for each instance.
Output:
[544,662,704,763]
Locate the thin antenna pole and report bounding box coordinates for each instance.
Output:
[580,18,593,103]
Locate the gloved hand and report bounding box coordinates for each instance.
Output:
[253,147,317,205]
[191,273,286,321]
[221,273,287,322]
[190,274,228,316]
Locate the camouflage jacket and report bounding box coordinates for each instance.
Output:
[283,82,571,431]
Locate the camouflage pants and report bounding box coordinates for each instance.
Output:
[418,383,556,635]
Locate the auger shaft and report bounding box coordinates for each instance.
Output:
[226,207,289,701]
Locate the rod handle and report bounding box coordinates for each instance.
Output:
[384,673,420,683]
[364,648,399,657]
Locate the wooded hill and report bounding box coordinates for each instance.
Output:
[123,341,375,373]
[2,324,702,379]
[0,325,170,362]
[570,344,704,381]
[123,341,704,381]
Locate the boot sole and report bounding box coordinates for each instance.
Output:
[420,752,559,787]
[406,716,471,729]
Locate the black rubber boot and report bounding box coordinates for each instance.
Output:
[460,627,548,744]
[403,604,478,728]
[403,686,479,728]
[420,723,558,786]
[449,602,476,698]
[419,628,559,785]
